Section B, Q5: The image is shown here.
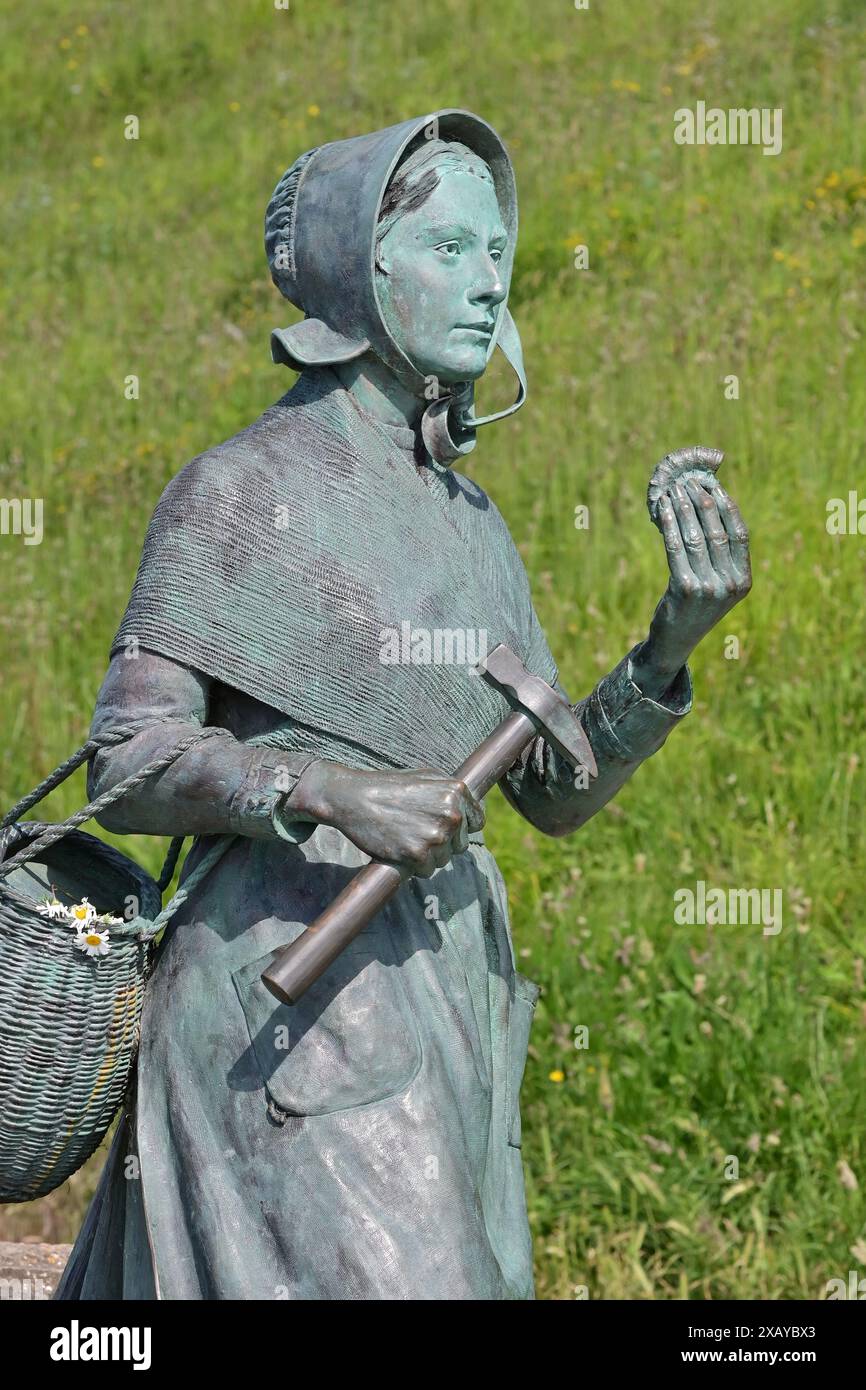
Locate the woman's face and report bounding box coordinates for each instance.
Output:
[375,167,509,386]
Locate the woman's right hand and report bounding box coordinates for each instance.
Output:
[292,761,485,877]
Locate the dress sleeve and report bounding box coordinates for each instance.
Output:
[500,643,693,837]
[87,648,321,844]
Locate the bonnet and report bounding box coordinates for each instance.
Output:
[264,109,526,466]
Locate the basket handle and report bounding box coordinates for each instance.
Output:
[141,831,237,942]
[0,723,233,880]
[1,724,134,830]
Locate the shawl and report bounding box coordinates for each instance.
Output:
[111,367,557,774]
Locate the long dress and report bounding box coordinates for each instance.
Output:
[55,399,691,1301]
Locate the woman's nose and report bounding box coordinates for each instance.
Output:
[469,255,507,306]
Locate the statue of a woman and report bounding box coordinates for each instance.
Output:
[56,110,750,1300]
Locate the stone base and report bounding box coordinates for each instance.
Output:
[0,1241,71,1300]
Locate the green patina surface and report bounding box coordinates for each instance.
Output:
[1,0,864,1300]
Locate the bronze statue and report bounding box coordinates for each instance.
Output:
[56,110,751,1301]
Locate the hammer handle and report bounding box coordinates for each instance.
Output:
[261,708,535,1003]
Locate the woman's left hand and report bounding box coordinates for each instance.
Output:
[632,476,752,698]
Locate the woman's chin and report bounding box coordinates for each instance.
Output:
[431,353,489,385]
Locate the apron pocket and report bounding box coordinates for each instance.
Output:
[232,935,423,1118]
[505,972,540,1148]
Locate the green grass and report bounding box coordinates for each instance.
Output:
[1,0,865,1298]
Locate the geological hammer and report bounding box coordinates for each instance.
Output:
[261,644,597,1004]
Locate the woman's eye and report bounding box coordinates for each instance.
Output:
[490,249,502,264]
[435,241,461,257]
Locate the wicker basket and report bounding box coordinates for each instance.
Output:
[0,724,234,1203]
[0,821,164,1201]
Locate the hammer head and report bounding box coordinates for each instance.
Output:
[479,644,597,779]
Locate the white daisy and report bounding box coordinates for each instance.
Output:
[74,927,110,958]
[67,898,97,931]
[39,896,69,921]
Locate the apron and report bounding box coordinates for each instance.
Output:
[55,820,541,1300]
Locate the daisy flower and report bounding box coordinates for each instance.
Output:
[67,898,97,930]
[39,896,69,920]
[74,927,110,958]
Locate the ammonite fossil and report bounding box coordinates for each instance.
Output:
[646,445,725,527]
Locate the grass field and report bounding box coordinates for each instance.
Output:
[1,0,865,1299]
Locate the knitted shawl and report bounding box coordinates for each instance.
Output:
[111,367,557,774]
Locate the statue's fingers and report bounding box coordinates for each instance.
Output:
[709,484,751,577]
[657,494,695,588]
[450,816,470,856]
[647,445,724,523]
[669,482,714,583]
[684,478,735,585]
[456,780,486,835]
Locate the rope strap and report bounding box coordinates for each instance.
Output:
[156,835,185,893]
[140,833,237,941]
[0,714,217,830]
[0,721,234,882]
[1,724,135,831]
